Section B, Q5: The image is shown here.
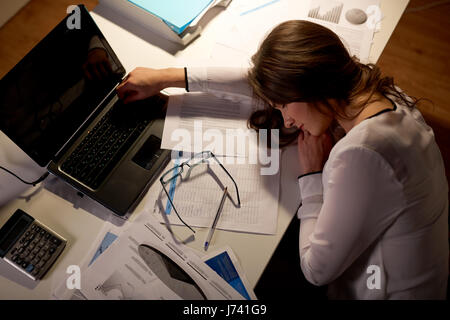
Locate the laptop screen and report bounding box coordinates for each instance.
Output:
[0,6,126,166]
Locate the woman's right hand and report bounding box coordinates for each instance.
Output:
[297,130,333,176]
[116,67,185,104]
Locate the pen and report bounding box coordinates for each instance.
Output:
[204,187,228,251]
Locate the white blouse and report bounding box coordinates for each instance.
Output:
[187,67,449,299]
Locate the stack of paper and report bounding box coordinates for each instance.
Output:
[52,216,250,300]
[154,92,280,235]
[210,0,381,67]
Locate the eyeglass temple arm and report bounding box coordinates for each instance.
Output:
[160,179,196,233]
[210,156,241,208]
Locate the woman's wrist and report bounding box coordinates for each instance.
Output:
[159,68,186,90]
[297,170,322,179]
[298,165,324,177]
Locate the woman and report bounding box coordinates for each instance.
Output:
[117,20,448,299]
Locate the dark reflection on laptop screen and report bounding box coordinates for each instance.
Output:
[0,7,125,166]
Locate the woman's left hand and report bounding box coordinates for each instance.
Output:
[297,130,333,176]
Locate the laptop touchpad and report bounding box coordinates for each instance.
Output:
[132,135,164,170]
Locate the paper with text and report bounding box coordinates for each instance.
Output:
[211,0,380,66]
[305,0,381,63]
[80,216,245,300]
[161,92,255,156]
[145,159,280,235]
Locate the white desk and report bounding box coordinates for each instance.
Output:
[0,0,409,299]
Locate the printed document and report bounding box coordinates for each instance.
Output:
[203,246,257,300]
[145,158,280,235]
[79,216,245,300]
[211,0,312,67]
[211,0,381,66]
[305,0,381,63]
[52,221,127,300]
[158,90,280,235]
[161,92,255,156]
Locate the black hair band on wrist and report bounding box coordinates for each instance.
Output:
[297,171,322,180]
[184,67,189,92]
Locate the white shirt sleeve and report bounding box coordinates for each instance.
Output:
[297,146,405,286]
[187,67,253,98]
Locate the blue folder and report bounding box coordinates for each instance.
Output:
[128,0,214,34]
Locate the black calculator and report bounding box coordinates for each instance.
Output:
[0,209,67,280]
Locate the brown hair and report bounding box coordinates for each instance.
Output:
[247,20,419,146]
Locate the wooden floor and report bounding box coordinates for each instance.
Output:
[377,0,450,183]
[0,0,449,181]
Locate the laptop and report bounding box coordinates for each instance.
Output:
[0,5,171,216]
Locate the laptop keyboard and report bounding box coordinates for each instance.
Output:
[60,97,164,189]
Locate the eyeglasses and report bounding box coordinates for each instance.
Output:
[159,151,241,233]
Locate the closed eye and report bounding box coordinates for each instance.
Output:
[273,104,286,110]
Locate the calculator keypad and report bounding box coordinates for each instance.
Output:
[5,222,66,280]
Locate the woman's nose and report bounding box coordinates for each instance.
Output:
[281,111,294,128]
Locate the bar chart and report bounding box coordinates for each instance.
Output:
[308,1,344,24]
